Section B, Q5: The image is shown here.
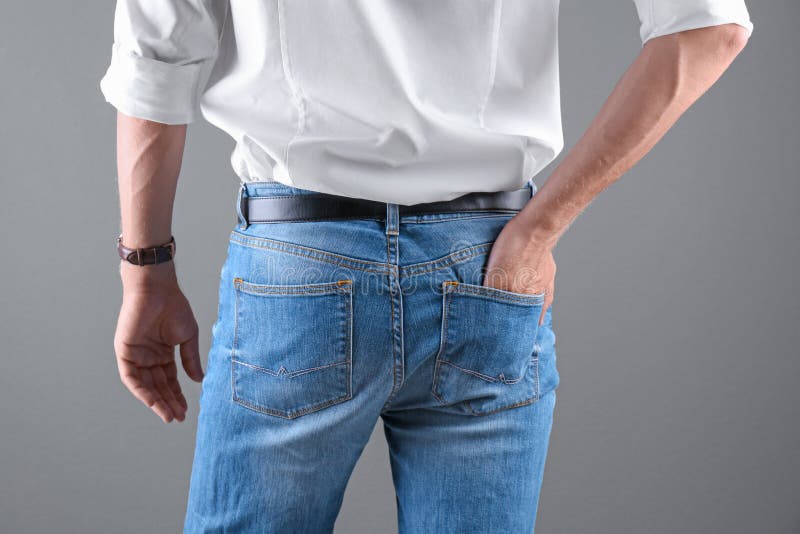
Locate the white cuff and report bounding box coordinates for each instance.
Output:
[639,3,754,45]
[99,43,212,125]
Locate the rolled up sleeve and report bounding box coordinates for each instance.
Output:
[632,0,753,45]
[99,1,229,125]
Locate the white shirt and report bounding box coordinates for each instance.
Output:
[100,0,753,205]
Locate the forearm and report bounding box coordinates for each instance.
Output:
[116,111,187,287]
[517,23,750,246]
[113,113,202,423]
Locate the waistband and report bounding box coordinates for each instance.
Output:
[236,179,538,234]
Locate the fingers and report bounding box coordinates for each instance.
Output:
[165,362,189,413]
[118,362,175,423]
[115,337,198,423]
[180,331,205,383]
[152,365,186,422]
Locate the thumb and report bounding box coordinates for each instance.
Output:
[180,331,204,382]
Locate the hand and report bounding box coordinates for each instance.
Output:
[483,216,557,325]
[114,263,204,423]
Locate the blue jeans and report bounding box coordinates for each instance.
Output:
[184,182,560,533]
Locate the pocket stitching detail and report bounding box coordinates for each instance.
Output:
[232,384,352,420]
[231,357,348,378]
[230,278,353,419]
[233,277,351,295]
[438,359,525,384]
[446,280,545,305]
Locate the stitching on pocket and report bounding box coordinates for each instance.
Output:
[232,381,352,420]
[233,277,352,295]
[232,358,348,378]
[447,280,545,305]
[439,359,525,384]
[230,277,354,419]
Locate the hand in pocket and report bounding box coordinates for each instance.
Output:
[483,216,556,325]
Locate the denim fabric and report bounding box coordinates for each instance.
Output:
[184,181,560,533]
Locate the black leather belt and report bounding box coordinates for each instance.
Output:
[241,187,532,224]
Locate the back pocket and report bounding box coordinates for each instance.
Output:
[431,281,544,415]
[231,277,353,419]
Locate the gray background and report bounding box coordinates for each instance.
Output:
[1,1,798,533]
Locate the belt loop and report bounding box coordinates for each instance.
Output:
[527,178,538,198]
[385,203,399,236]
[237,182,249,230]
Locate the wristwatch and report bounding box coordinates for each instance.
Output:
[117,235,176,266]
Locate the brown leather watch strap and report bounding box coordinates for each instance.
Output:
[117,235,176,266]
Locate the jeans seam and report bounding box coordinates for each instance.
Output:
[389,238,397,395]
[381,233,404,412]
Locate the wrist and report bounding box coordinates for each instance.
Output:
[512,207,560,250]
[120,260,178,293]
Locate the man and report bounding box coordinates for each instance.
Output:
[101,1,752,532]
